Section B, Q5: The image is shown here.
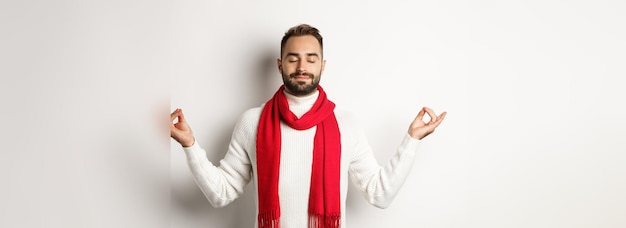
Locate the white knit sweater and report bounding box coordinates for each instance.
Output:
[183,90,421,228]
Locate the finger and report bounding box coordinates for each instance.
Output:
[434,111,447,126]
[170,124,178,134]
[170,108,180,122]
[423,107,438,123]
[178,109,187,123]
[413,107,426,122]
[170,124,181,138]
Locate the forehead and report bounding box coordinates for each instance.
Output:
[282,35,322,56]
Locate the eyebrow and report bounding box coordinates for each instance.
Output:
[285,52,320,58]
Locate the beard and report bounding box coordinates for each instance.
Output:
[282,70,321,96]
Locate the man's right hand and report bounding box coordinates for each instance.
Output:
[170,108,195,147]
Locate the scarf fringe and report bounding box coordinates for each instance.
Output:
[308,213,341,228]
[258,211,280,228]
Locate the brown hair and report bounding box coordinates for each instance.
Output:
[280,24,323,58]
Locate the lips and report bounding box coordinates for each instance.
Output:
[290,73,313,80]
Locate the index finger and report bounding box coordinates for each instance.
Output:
[178,109,187,123]
[413,107,426,122]
[423,107,438,123]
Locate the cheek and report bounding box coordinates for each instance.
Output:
[282,64,296,73]
[313,64,323,74]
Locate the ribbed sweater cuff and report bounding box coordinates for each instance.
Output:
[182,140,202,157]
[401,133,421,152]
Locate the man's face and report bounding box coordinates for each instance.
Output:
[278,35,326,96]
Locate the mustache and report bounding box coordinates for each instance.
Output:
[289,72,314,78]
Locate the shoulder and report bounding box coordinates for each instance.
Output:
[334,106,357,122]
[239,106,263,124]
[235,104,266,130]
[334,106,365,134]
[231,105,263,141]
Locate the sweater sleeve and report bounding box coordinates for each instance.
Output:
[182,112,255,208]
[348,125,421,209]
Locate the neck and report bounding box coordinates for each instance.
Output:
[283,89,320,118]
[284,88,319,97]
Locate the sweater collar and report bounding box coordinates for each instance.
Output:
[283,89,319,106]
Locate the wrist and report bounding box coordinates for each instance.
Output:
[181,137,195,148]
[409,131,426,140]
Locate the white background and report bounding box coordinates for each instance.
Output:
[2,0,625,227]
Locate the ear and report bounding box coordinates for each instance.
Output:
[321,59,326,74]
[276,58,282,73]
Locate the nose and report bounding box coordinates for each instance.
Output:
[296,61,306,73]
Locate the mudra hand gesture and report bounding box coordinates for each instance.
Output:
[170,108,195,147]
[408,107,447,140]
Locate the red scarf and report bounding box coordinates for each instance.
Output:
[256,85,341,228]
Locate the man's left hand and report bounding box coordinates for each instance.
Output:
[408,107,447,140]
